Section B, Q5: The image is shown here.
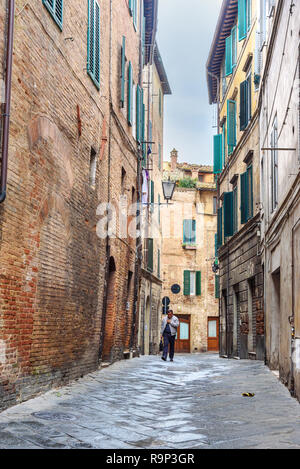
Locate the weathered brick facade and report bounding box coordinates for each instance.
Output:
[0,0,157,410]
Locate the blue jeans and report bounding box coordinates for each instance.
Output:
[162,332,175,360]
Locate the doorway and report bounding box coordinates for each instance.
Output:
[207,317,219,352]
[175,315,190,353]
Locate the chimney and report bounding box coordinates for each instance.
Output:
[170,148,178,171]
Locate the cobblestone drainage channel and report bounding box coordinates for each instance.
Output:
[31,412,77,421]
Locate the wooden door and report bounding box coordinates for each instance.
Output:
[207,317,219,351]
[175,316,190,353]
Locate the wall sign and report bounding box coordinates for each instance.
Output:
[171,284,180,294]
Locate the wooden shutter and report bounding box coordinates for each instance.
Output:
[128,61,133,125]
[213,134,222,174]
[120,36,126,107]
[196,271,201,296]
[150,180,154,212]
[247,165,253,219]
[240,80,248,131]
[215,233,218,257]
[240,171,248,224]
[142,102,146,167]
[157,249,160,278]
[217,207,223,248]
[247,0,252,31]
[183,271,191,296]
[225,35,232,76]
[43,0,63,29]
[231,26,237,68]
[129,0,133,16]
[227,100,236,152]
[224,192,234,237]
[147,238,153,272]
[87,0,100,89]
[238,0,247,41]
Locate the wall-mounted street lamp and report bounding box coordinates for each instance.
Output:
[162,178,176,205]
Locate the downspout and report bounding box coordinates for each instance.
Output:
[0,0,15,204]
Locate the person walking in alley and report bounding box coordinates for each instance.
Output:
[160,310,179,362]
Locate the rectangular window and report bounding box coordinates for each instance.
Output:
[89,147,97,187]
[150,180,154,213]
[133,0,138,30]
[128,61,133,125]
[223,192,234,237]
[233,185,238,233]
[271,117,278,212]
[240,73,251,131]
[227,100,236,155]
[120,36,126,108]
[147,238,153,272]
[184,271,201,296]
[213,196,217,215]
[183,220,196,245]
[247,165,253,219]
[43,0,63,30]
[232,26,237,69]
[136,85,142,143]
[87,0,100,89]
[225,35,232,76]
[215,275,220,299]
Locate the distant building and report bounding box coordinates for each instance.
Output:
[161,150,219,353]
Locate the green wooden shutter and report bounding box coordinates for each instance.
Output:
[128,61,133,125]
[224,192,234,237]
[87,0,100,89]
[227,100,236,153]
[196,271,201,296]
[214,134,223,174]
[147,238,153,272]
[129,0,133,15]
[238,0,247,41]
[192,220,196,243]
[247,165,253,220]
[240,171,248,224]
[43,0,63,30]
[231,26,237,69]
[233,185,238,233]
[150,180,154,213]
[247,0,252,31]
[183,271,191,296]
[225,35,232,76]
[222,125,226,168]
[120,36,126,107]
[217,207,223,248]
[240,80,248,131]
[215,233,218,257]
[215,275,220,299]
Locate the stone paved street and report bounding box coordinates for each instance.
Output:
[0,353,300,449]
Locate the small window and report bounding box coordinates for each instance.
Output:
[89,148,97,187]
[121,167,126,194]
[189,272,196,296]
[213,196,217,215]
[199,174,204,182]
[271,117,278,213]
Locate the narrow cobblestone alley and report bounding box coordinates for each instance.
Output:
[0,353,300,450]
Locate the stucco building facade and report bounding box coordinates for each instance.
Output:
[161,151,219,353]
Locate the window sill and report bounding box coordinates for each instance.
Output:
[182,244,197,250]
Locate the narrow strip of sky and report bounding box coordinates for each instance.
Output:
[157,0,223,166]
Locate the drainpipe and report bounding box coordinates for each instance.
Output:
[0,0,15,204]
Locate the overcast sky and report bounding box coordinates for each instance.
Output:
[156,0,223,166]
